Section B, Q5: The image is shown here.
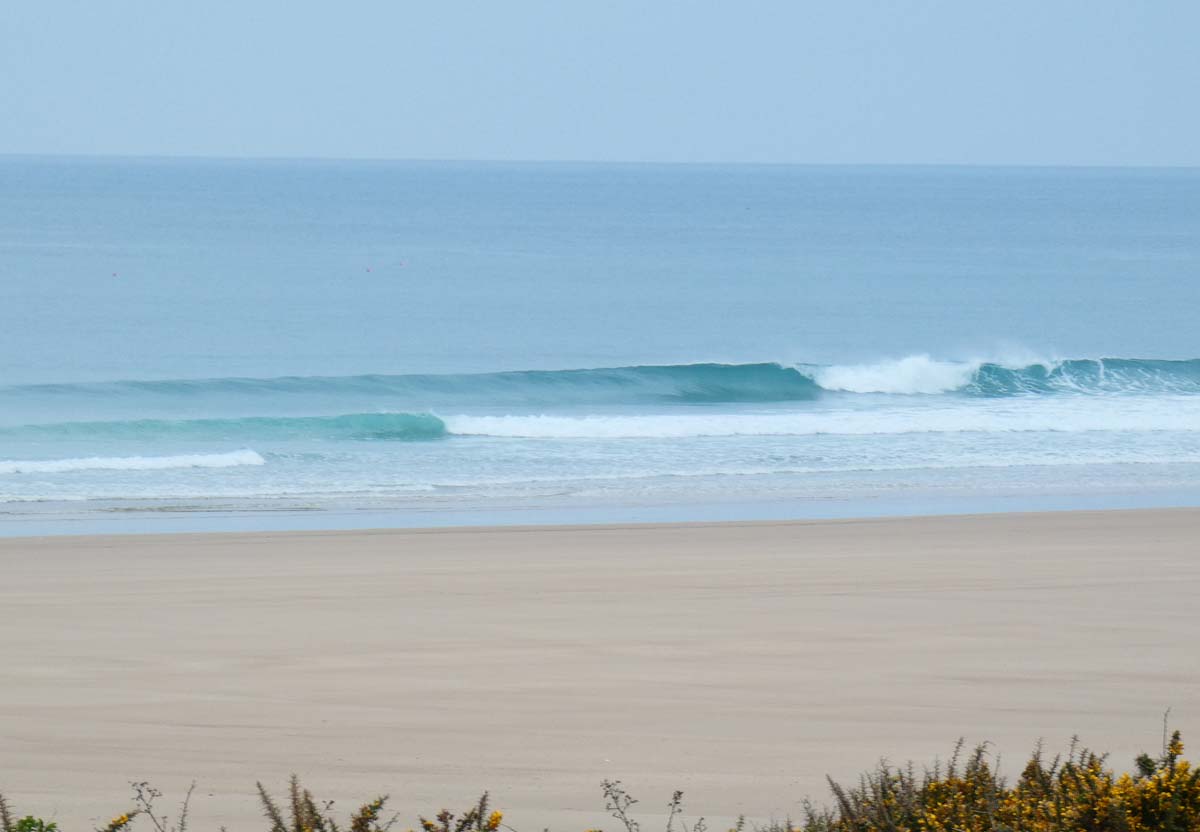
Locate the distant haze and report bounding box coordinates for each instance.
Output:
[1,0,1197,166]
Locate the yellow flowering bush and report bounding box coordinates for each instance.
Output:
[797,731,1200,832]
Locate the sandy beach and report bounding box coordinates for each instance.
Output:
[1,509,1197,829]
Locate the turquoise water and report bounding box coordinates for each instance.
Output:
[2,158,1199,531]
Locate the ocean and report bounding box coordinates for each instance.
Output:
[2,157,1198,533]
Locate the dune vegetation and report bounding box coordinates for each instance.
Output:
[2,732,1198,832]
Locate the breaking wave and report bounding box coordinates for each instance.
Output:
[4,357,1198,408]
[809,356,1200,396]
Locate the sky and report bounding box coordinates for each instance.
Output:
[1,1,1197,166]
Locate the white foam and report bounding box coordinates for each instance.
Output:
[0,449,266,474]
[444,398,1200,439]
[812,354,980,394]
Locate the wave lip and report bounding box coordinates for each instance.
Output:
[0,362,822,406]
[0,449,266,475]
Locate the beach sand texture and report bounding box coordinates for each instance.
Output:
[1,510,1198,829]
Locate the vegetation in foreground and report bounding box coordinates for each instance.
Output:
[2,731,1198,832]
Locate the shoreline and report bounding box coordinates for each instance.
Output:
[4,487,1200,538]
[2,508,1197,828]
[1,502,1199,542]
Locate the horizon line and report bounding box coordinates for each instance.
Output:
[1,151,1197,172]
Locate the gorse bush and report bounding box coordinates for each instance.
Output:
[1,732,1198,832]
[793,731,1200,832]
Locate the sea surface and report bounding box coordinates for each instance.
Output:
[2,157,1198,534]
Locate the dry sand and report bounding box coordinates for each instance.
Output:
[1,509,1198,829]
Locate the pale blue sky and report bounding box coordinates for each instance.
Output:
[2,1,1196,165]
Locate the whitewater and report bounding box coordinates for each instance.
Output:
[2,158,1198,529]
